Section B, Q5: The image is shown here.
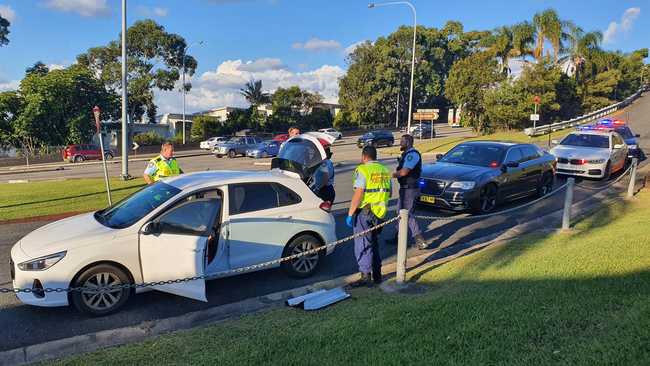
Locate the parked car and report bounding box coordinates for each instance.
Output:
[273,134,290,143]
[357,130,395,148]
[246,140,281,159]
[550,129,628,179]
[318,128,343,140]
[200,136,229,150]
[213,136,264,158]
[62,144,114,163]
[10,135,336,315]
[418,141,556,214]
[411,124,436,139]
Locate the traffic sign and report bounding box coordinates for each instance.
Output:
[413,108,439,121]
[533,96,541,105]
[92,106,101,133]
[132,142,140,151]
[530,114,540,121]
[416,108,437,113]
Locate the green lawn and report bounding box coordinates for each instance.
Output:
[0,178,145,221]
[50,191,650,365]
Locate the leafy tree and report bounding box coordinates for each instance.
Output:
[481,26,515,75]
[76,19,197,123]
[511,21,536,62]
[0,91,22,147]
[25,62,50,76]
[445,51,502,133]
[533,9,571,63]
[483,82,528,130]
[191,115,223,141]
[0,14,9,47]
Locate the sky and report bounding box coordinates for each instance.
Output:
[0,0,648,115]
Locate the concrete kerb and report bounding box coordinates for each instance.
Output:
[1,167,645,366]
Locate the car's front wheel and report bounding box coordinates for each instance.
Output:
[603,161,612,180]
[73,155,84,163]
[537,172,554,197]
[281,234,323,278]
[474,183,498,214]
[228,150,237,159]
[70,264,132,316]
[104,153,113,160]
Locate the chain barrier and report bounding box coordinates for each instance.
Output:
[413,182,569,221]
[573,163,634,191]
[0,217,400,295]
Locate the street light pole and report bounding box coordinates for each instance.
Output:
[181,41,203,145]
[369,1,417,133]
[120,0,129,179]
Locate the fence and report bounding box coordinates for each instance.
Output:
[523,88,644,137]
[0,159,642,295]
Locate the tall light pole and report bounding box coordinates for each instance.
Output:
[120,0,129,179]
[368,1,417,133]
[181,41,204,145]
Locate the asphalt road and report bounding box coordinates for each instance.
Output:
[0,96,648,352]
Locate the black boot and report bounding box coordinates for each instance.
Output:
[372,271,383,285]
[351,273,372,288]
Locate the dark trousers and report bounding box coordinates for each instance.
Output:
[397,187,422,238]
[353,210,382,281]
[316,185,336,202]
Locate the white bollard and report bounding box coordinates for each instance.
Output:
[396,209,409,284]
[627,158,638,199]
[562,178,575,231]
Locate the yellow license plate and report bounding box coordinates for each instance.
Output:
[420,195,435,204]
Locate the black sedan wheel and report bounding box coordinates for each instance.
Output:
[475,184,498,214]
[537,172,554,197]
[228,150,237,159]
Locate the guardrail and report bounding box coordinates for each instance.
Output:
[524,88,644,137]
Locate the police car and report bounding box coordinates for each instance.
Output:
[583,119,642,159]
[10,134,337,316]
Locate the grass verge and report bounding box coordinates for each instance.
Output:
[49,190,650,365]
[0,179,145,221]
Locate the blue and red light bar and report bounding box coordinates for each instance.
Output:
[596,118,626,126]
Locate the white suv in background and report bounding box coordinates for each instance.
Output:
[318,128,342,140]
[200,136,228,150]
[550,130,628,179]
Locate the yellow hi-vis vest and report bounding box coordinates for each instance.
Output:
[355,161,392,219]
[149,156,180,181]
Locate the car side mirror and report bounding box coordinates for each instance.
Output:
[141,221,159,235]
[635,134,641,138]
[435,154,444,160]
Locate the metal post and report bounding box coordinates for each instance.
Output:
[395,92,399,128]
[562,177,575,231]
[98,131,113,206]
[120,0,129,180]
[627,158,638,199]
[533,103,537,130]
[396,209,409,284]
[182,56,186,145]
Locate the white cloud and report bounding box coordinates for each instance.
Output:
[43,0,110,17]
[293,37,341,52]
[47,63,67,71]
[344,41,367,56]
[0,79,19,92]
[154,58,345,114]
[137,6,168,18]
[603,7,641,44]
[0,5,16,22]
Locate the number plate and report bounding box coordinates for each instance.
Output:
[420,195,435,204]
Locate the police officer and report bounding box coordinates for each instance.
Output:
[143,142,183,184]
[346,146,391,287]
[391,134,426,249]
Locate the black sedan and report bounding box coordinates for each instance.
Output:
[357,130,395,148]
[418,141,556,214]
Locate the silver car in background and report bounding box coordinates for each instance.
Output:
[550,130,628,179]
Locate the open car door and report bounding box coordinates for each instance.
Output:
[139,198,221,301]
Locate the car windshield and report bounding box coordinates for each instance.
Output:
[439,144,506,167]
[616,128,634,139]
[228,137,243,143]
[560,134,609,148]
[363,132,374,138]
[95,182,181,229]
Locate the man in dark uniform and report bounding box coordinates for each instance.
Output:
[390,134,426,249]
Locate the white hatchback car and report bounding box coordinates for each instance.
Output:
[200,136,228,150]
[550,130,628,179]
[10,135,337,316]
[318,128,342,140]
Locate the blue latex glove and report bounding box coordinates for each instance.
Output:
[346,215,354,228]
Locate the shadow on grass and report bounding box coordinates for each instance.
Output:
[0,184,145,209]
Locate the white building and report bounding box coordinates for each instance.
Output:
[195,106,246,121]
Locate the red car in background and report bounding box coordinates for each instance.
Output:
[62,144,114,163]
[273,134,289,143]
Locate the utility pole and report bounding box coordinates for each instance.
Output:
[395,92,399,128]
[120,0,129,180]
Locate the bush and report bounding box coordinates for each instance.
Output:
[133,131,165,146]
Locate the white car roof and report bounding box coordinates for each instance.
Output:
[164,170,298,191]
[569,130,614,137]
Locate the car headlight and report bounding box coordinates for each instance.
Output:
[450,181,476,190]
[17,251,66,271]
[587,159,606,164]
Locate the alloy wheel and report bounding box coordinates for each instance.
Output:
[480,185,497,213]
[81,272,124,312]
[290,240,319,274]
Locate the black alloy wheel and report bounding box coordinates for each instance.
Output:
[476,183,498,214]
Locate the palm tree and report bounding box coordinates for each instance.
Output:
[561,25,603,80]
[511,21,536,62]
[239,79,270,108]
[533,9,570,63]
[480,26,515,75]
